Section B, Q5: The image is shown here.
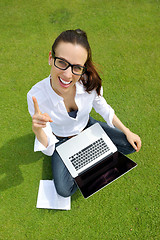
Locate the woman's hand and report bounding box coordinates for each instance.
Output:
[32,96,53,148]
[112,114,141,152]
[32,96,52,134]
[125,129,142,152]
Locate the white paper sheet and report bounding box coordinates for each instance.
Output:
[36,180,71,210]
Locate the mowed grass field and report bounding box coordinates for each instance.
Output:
[0,0,159,239]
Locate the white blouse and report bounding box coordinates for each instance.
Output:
[27,75,115,156]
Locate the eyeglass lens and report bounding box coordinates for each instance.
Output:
[54,58,85,75]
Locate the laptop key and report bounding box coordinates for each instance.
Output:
[70,138,110,170]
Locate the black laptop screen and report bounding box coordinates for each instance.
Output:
[75,152,137,198]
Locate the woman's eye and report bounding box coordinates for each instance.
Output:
[58,60,67,66]
[74,66,83,72]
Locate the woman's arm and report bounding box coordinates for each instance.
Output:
[112,114,141,152]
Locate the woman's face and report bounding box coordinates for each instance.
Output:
[49,42,88,97]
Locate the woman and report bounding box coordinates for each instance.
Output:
[27,29,141,197]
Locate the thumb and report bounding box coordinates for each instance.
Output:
[43,113,53,123]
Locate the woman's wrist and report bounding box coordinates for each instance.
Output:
[122,127,131,136]
[32,127,48,148]
[32,126,43,136]
[112,114,130,135]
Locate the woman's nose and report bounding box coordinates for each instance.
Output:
[63,66,73,79]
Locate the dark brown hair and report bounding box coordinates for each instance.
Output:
[52,29,102,95]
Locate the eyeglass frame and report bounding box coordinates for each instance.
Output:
[52,55,87,76]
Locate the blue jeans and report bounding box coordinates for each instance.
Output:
[51,116,135,197]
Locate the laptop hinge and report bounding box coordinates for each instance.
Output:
[78,152,114,176]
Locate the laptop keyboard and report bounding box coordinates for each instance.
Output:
[69,138,110,171]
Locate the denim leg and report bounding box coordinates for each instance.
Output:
[86,116,135,155]
[51,138,77,197]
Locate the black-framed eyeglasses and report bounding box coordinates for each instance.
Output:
[53,56,87,76]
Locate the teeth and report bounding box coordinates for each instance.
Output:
[59,77,71,85]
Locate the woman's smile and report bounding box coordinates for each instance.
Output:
[58,77,72,88]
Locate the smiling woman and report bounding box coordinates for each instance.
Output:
[49,41,88,96]
[27,29,141,197]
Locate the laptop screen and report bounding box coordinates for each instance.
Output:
[75,152,137,198]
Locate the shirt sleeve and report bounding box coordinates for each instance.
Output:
[92,87,115,128]
[27,92,59,156]
[34,122,59,156]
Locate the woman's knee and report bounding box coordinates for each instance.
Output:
[54,182,72,197]
[51,153,77,197]
[118,143,135,155]
[54,178,77,197]
[96,121,135,155]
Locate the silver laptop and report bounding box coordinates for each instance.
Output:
[56,123,137,198]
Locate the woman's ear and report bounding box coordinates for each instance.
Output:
[48,51,53,65]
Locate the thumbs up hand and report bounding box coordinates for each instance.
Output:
[32,96,53,133]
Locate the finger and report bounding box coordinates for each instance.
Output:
[135,139,142,152]
[43,113,53,122]
[33,114,51,123]
[32,117,48,128]
[32,96,41,114]
[33,118,47,126]
[132,142,138,152]
[33,122,47,128]
[132,139,141,152]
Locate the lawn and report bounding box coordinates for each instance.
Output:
[0,0,159,239]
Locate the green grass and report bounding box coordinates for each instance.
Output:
[0,0,159,239]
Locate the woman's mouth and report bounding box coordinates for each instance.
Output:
[59,77,72,88]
